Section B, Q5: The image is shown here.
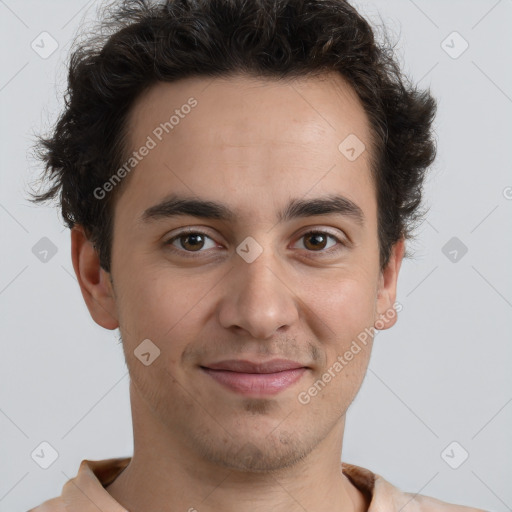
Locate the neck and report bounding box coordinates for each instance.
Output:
[106,383,369,512]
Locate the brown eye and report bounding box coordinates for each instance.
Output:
[303,232,329,251]
[179,233,206,251]
[293,230,347,257]
[165,230,217,254]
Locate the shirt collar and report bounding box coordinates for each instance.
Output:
[59,457,407,511]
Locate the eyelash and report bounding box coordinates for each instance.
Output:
[164,228,347,258]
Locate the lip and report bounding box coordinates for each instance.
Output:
[204,358,306,373]
[200,359,308,396]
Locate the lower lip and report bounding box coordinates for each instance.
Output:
[201,367,307,396]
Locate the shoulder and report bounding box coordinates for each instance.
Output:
[342,461,488,512]
[26,457,131,511]
[404,492,489,512]
[27,496,66,512]
[372,471,489,512]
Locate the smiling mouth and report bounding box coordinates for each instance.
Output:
[200,359,308,396]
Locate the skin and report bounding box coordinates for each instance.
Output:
[71,71,404,512]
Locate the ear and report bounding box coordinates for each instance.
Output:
[70,225,119,330]
[374,237,405,330]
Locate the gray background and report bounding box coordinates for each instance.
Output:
[1,0,511,511]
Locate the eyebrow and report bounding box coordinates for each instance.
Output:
[140,193,365,227]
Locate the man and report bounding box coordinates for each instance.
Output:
[27,0,487,510]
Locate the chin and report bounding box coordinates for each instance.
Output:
[189,427,315,473]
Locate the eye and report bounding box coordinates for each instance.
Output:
[292,230,346,255]
[165,229,218,254]
[164,228,347,258]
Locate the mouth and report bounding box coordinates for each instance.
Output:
[199,359,309,396]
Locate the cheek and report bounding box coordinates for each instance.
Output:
[115,263,207,350]
[296,279,375,416]
[307,272,377,338]
[117,276,194,386]
[308,275,376,386]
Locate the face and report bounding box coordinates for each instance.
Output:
[74,72,403,472]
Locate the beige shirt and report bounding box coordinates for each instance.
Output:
[28,457,488,512]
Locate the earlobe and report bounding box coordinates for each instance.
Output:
[374,238,405,330]
[70,226,119,330]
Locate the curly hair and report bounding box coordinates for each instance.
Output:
[28,0,437,273]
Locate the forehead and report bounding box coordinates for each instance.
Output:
[128,71,370,149]
[116,72,375,227]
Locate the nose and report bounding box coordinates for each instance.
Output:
[217,247,299,340]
